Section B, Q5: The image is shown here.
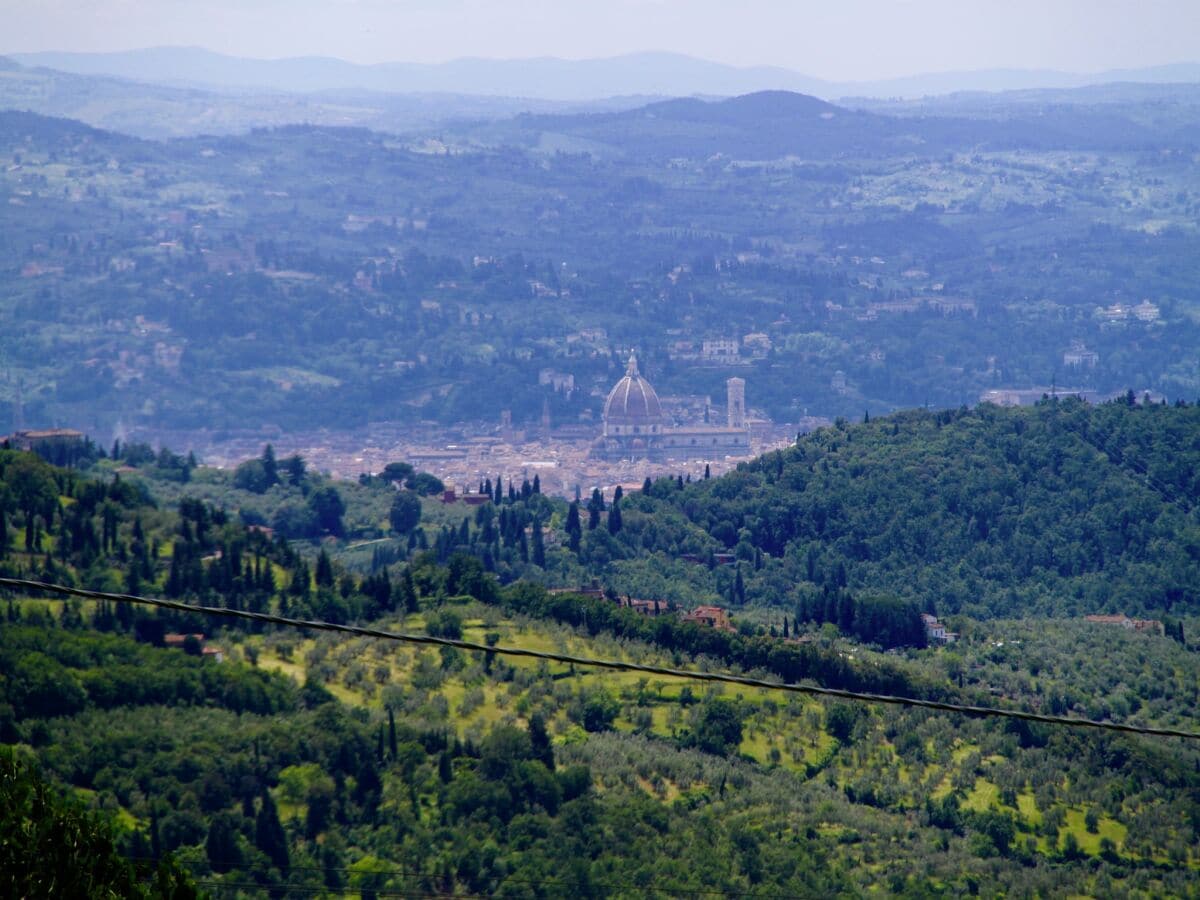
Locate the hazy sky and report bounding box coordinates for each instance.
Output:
[5,0,1199,80]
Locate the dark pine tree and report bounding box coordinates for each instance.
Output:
[587,488,604,530]
[529,713,555,770]
[532,519,546,567]
[255,789,289,870]
[607,499,623,535]
[261,444,280,486]
[565,502,582,553]
[315,549,335,587]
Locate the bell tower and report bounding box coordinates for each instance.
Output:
[726,377,745,429]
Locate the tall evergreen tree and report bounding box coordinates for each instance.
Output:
[528,713,555,770]
[315,549,334,587]
[565,502,582,553]
[587,488,604,530]
[206,814,242,874]
[255,789,289,870]
[532,519,546,567]
[260,444,279,486]
[607,498,623,535]
[400,568,419,613]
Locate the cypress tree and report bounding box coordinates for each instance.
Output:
[291,560,311,598]
[388,707,398,760]
[529,713,555,770]
[532,519,546,567]
[261,444,279,486]
[565,502,582,553]
[149,808,162,861]
[607,499,622,535]
[315,549,334,587]
[206,814,242,874]
[401,568,419,614]
[587,488,604,530]
[255,790,289,870]
[354,759,382,819]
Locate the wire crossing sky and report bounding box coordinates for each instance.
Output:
[3,576,1199,742]
[4,0,1199,81]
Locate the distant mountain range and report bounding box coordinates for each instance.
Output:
[0,55,655,139]
[472,88,1200,162]
[10,47,1200,101]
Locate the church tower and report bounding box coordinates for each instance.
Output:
[726,377,745,429]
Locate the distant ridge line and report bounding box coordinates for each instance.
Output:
[8,47,1200,101]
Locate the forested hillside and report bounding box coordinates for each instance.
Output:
[600,397,1200,620]
[2,434,1200,895]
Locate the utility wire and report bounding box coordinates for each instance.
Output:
[3,576,1199,742]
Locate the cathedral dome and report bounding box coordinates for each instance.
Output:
[603,354,666,428]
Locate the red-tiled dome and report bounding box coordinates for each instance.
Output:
[603,354,665,427]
